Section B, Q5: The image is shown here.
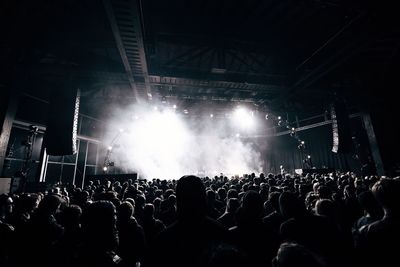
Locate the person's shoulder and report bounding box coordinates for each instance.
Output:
[205,217,227,231]
[159,221,179,235]
[0,221,15,233]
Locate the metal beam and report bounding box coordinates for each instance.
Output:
[103,0,138,99]
[103,0,151,100]
[28,65,287,96]
[148,75,283,93]
[362,112,385,176]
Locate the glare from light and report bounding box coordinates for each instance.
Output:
[183,109,189,114]
[232,107,255,130]
[173,104,177,109]
[103,166,108,171]
[119,128,124,133]
[292,127,295,131]
[301,141,305,145]
[122,108,191,179]
[278,116,281,120]
[154,106,158,111]
[210,114,214,118]
[108,146,113,150]
[307,155,311,159]
[105,103,264,179]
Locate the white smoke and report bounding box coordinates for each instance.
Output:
[102,102,264,180]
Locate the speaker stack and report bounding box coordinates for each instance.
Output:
[44,86,80,155]
[331,99,352,153]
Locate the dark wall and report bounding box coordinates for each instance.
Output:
[369,100,399,176]
[264,116,368,175]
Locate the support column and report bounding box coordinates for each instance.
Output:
[0,86,19,176]
[362,112,385,176]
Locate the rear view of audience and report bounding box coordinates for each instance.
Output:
[0,171,399,267]
[356,178,400,266]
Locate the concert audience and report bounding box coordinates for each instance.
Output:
[0,171,399,267]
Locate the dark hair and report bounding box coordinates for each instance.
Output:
[176,175,206,221]
[372,178,400,212]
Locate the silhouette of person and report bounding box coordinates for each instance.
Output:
[147,175,227,267]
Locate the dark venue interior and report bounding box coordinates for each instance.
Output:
[1,1,400,267]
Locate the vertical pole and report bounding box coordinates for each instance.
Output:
[38,148,49,183]
[94,143,99,175]
[81,141,89,189]
[72,139,80,186]
[362,112,385,176]
[59,156,64,184]
[0,87,18,175]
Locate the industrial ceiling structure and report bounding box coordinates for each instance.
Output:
[1,0,399,118]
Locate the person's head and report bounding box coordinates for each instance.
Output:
[136,194,146,207]
[124,197,135,207]
[37,194,63,215]
[227,189,238,200]
[217,188,227,201]
[343,184,355,198]
[226,198,240,213]
[317,186,331,200]
[314,199,335,218]
[167,194,176,206]
[268,191,281,212]
[273,242,327,267]
[357,190,383,218]
[153,197,161,208]
[207,190,216,203]
[372,178,400,213]
[60,204,82,228]
[19,193,40,213]
[118,201,134,220]
[0,194,13,217]
[238,190,264,223]
[176,175,206,221]
[209,244,245,267]
[143,203,155,219]
[81,200,117,250]
[279,192,305,219]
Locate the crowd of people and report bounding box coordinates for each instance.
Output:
[1,171,399,267]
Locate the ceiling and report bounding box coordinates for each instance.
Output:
[1,0,399,118]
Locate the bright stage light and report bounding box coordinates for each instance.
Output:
[103,166,108,172]
[105,103,264,180]
[122,108,191,179]
[232,107,255,130]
